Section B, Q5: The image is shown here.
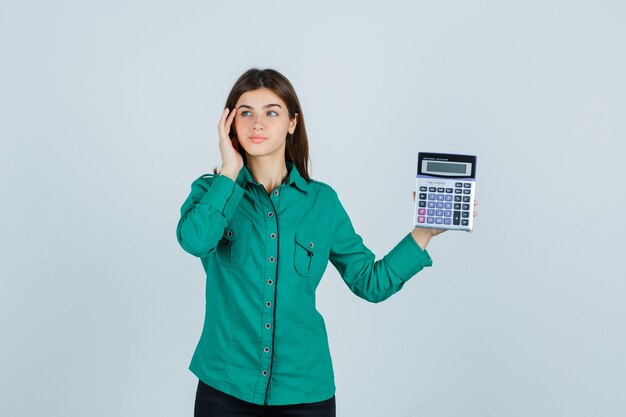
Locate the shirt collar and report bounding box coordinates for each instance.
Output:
[235,160,311,193]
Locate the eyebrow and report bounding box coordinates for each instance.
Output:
[238,104,283,110]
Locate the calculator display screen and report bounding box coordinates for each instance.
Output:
[422,160,471,176]
[426,161,467,174]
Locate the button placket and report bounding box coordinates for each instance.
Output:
[261,199,278,388]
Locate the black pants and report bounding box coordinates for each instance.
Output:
[194,379,336,417]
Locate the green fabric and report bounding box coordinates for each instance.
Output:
[176,161,433,405]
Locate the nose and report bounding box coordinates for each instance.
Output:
[252,114,265,131]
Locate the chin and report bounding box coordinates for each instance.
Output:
[241,142,285,158]
[242,146,267,156]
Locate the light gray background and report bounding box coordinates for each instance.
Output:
[1,1,625,416]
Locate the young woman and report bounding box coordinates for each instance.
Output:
[176,68,478,417]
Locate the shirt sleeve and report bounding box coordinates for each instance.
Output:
[176,174,245,257]
[328,191,433,303]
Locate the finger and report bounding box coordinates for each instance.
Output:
[474,199,479,206]
[224,106,237,133]
[218,107,229,131]
[473,210,478,217]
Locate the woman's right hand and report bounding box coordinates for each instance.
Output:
[217,107,244,180]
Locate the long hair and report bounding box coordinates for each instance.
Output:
[212,68,311,180]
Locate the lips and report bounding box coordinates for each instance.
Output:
[249,135,267,143]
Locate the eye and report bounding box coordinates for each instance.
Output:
[267,110,278,117]
[241,110,252,117]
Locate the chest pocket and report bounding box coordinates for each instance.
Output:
[294,229,329,278]
[217,218,252,267]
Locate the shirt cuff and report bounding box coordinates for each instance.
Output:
[198,174,244,222]
[383,232,433,281]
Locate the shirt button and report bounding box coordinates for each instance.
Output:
[308,242,314,248]
[266,301,272,307]
[262,370,268,376]
[270,233,276,239]
[264,347,270,353]
[267,279,273,286]
[265,323,271,329]
[269,256,275,262]
[267,212,274,217]
[273,190,279,196]
[226,231,233,237]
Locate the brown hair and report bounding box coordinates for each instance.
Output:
[212,68,311,180]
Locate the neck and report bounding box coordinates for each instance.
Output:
[246,155,289,193]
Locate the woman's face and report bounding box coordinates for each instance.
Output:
[233,87,297,160]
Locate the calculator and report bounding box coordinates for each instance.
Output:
[414,152,477,232]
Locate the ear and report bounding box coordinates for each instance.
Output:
[288,113,298,134]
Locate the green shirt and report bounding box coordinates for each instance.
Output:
[176,160,432,406]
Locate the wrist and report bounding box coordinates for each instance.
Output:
[220,165,240,181]
[411,228,433,250]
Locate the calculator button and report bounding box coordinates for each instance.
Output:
[462,211,470,219]
[454,196,462,202]
[419,193,427,200]
[463,189,471,195]
[463,183,471,188]
[428,194,436,200]
[436,202,444,209]
[417,216,425,223]
[446,188,453,193]
[445,195,453,202]
[436,195,444,201]
[454,203,461,210]
[418,208,426,215]
[420,186,427,192]
[427,209,435,216]
[444,210,452,217]
[455,182,463,188]
[435,218,443,225]
[436,210,443,217]
[453,211,461,225]
[445,203,452,209]
[429,187,436,192]
[461,219,469,226]
[463,196,471,203]
[437,187,445,193]
[419,201,426,207]
[455,189,462,194]
[444,218,452,225]
[427,217,435,224]
[463,204,470,210]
